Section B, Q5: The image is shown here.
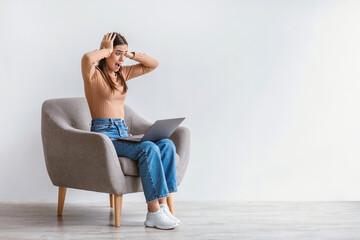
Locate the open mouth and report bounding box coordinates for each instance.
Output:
[115,63,121,68]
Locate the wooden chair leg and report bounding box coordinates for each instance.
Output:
[114,194,123,227]
[109,194,114,207]
[166,193,175,216]
[57,187,67,216]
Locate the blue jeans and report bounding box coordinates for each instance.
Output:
[90,118,178,203]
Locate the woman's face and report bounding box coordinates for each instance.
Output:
[105,44,128,73]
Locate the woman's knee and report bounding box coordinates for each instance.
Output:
[159,139,176,150]
[141,141,161,155]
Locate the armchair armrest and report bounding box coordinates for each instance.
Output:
[169,126,190,161]
[42,121,126,195]
[169,126,191,184]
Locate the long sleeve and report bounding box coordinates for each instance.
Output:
[81,49,112,82]
[121,52,159,81]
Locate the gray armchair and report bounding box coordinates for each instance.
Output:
[41,97,190,227]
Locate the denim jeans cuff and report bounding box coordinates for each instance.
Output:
[168,188,178,193]
[146,193,170,203]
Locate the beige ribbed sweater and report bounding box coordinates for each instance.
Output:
[81,49,159,119]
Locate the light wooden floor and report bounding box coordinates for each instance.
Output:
[0,201,359,239]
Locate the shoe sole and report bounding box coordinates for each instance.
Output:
[144,221,179,230]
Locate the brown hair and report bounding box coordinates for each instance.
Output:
[98,32,128,94]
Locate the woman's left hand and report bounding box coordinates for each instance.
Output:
[125,51,134,59]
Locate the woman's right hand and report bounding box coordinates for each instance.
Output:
[100,32,116,52]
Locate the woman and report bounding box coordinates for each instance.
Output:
[81,32,180,230]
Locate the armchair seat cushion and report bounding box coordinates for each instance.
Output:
[118,154,180,176]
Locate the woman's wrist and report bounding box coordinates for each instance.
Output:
[102,48,113,58]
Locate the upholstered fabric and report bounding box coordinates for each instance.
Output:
[41,97,190,195]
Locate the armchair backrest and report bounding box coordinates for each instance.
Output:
[42,97,91,131]
[41,97,134,131]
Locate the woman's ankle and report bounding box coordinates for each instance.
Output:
[158,197,167,205]
[147,199,160,212]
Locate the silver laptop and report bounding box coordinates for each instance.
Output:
[116,117,185,142]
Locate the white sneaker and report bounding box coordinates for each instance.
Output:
[144,208,179,230]
[160,204,181,225]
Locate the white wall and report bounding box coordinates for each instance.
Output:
[1,0,360,202]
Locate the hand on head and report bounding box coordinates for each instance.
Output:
[100,32,116,51]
